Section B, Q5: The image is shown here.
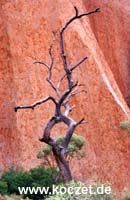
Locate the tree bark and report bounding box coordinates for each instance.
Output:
[52,147,72,182]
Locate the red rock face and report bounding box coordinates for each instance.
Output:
[84,0,130,107]
[0,0,130,198]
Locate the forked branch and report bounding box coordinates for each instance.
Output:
[57,56,87,89]
[59,7,100,89]
[61,7,100,34]
[34,45,60,97]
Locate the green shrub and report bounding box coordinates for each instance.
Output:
[56,133,85,150]
[88,183,115,200]
[1,167,61,199]
[1,168,33,195]
[30,167,60,187]
[119,121,130,135]
[122,188,130,200]
[37,133,86,167]
[45,181,86,200]
[45,181,115,200]
[28,167,61,199]
[43,146,52,157]
[0,180,8,195]
[0,169,116,200]
[57,133,86,160]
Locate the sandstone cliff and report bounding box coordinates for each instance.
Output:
[0,0,130,198]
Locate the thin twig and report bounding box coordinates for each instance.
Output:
[70,57,88,71]
[34,61,49,69]
[76,118,87,126]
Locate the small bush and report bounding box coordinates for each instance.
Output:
[1,168,33,195]
[122,188,130,200]
[45,181,87,200]
[0,167,61,199]
[43,146,52,157]
[56,133,85,150]
[119,121,130,135]
[37,133,86,167]
[0,180,8,195]
[27,167,61,199]
[88,182,115,200]
[45,181,115,200]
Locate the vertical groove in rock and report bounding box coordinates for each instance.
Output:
[84,0,130,107]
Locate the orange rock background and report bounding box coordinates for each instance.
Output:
[0,0,130,198]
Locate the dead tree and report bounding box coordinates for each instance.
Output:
[14,7,100,183]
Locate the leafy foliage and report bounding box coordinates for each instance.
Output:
[37,133,86,167]
[45,181,115,200]
[1,168,33,195]
[89,183,115,200]
[119,121,130,135]
[122,188,130,200]
[0,167,61,199]
[0,169,116,200]
[57,133,85,154]
[45,181,86,200]
[0,180,8,195]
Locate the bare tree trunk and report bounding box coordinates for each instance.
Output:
[14,7,100,183]
[52,147,72,182]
